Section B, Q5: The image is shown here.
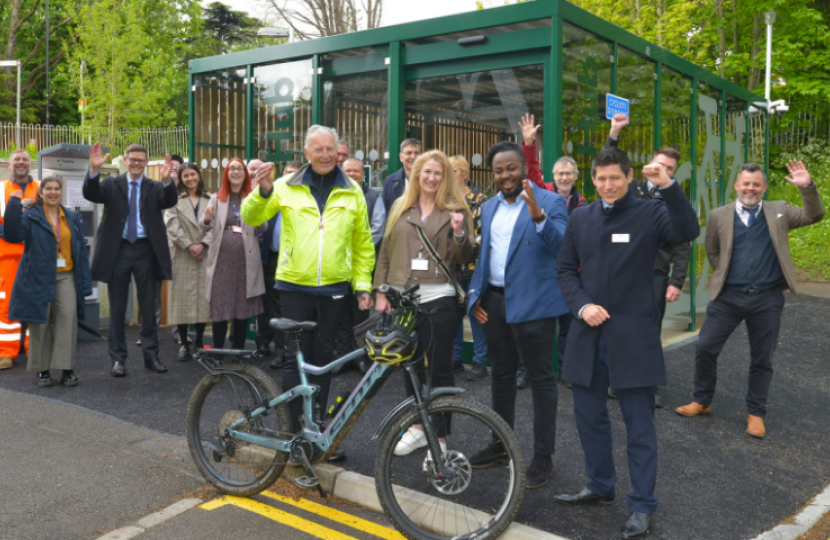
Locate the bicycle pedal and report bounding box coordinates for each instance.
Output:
[294,475,320,488]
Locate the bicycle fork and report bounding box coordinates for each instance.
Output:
[404,364,454,479]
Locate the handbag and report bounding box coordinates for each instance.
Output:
[413,223,468,315]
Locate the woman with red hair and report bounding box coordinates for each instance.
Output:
[201,158,267,349]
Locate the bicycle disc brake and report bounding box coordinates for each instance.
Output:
[428,450,472,495]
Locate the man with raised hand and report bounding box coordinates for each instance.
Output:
[555,147,699,539]
[241,126,375,461]
[676,161,823,439]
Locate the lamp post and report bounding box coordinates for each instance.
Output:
[257,27,294,43]
[0,60,22,148]
[764,11,776,106]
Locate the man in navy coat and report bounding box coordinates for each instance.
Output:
[381,138,421,213]
[554,147,699,539]
[467,141,569,489]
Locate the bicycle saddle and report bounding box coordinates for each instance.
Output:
[269,318,318,332]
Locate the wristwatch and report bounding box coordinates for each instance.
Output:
[532,209,547,224]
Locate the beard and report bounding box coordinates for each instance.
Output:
[738,194,761,207]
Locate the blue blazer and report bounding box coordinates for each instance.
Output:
[468,184,569,324]
[4,199,93,324]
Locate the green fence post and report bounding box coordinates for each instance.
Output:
[719,90,727,206]
[688,80,698,332]
[312,54,322,126]
[610,42,618,95]
[246,64,254,161]
[388,42,404,176]
[188,71,195,161]
[654,61,662,151]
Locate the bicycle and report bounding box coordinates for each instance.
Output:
[186,284,526,540]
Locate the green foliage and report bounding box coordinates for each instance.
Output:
[767,142,830,277]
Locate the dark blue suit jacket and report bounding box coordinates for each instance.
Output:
[381,168,406,214]
[468,184,569,324]
[556,182,700,389]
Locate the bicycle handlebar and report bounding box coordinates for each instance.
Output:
[378,284,420,307]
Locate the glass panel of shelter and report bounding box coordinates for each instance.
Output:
[193,68,247,192]
[724,94,748,204]
[253,59,313,179]
[615,46,655,173]
[562,23,613,200]
[404,64,545,195]
[692,82,724,311]
[323,70,389,190]
[660,67,694,330]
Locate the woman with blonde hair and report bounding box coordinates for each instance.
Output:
[374,150,474,462]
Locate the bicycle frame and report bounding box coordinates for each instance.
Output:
[223,346,395,457]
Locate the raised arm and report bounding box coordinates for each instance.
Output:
[83,142,110,204]
[519,113,554,191]
[782,160,825,229]
[241,163,281,227]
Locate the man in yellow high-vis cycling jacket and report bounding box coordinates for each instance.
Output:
[242,125,375,461]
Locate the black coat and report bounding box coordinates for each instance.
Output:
[83,172,178,282]
[381,167,406,215]
[4,199,93,324]
[556,182,700,389]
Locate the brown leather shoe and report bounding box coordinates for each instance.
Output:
[675,401,712,417]
[747,415,766,438]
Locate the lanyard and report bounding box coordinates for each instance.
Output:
[230,196,241,223]
[51,210,62,256]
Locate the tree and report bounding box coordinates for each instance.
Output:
[60,0,202,138]
[262,0,383,39]
[189,2,266,57]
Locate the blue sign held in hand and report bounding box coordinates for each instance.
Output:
[606,93,630,120]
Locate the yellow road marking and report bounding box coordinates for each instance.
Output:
[261,491,407,540]
[199,495,360,540]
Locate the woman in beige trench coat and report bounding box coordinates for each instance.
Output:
[201,158,267,350]
[165,163,213,361]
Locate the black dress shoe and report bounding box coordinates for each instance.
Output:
[176,344,192,362]
[620,511,652,539]
[526,454,553,489]
[144,358,168,373]
[555,487,615,505]
[111,361,126,377]
[466,363,488,381]
[470,441,509,468]
[654,387,664,409]
[516,370,529,390]
[37,370,53,387]
[452,361,465,374]
[269,352,285,370]
[60,370,79,387]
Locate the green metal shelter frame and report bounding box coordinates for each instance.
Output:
[189,0,769,333]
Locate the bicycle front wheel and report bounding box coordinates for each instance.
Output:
[186,363,291,496]
[375,395,526,540]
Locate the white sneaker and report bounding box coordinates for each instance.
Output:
[394,427,427,456]
[422,441,449,472]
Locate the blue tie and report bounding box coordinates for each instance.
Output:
[743,206,758,228]
[128,181,139,243]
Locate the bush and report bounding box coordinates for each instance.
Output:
[767,142,830,279]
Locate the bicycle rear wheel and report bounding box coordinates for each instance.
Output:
[375,395,526,540]
[186,363,291,496]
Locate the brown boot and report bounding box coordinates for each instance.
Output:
[747,415,766,439]
[675,401,712,417]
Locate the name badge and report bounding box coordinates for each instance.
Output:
[612,234,630,243]
[57,257,67,268]
[232,225,242,234]
[411,258,429,271]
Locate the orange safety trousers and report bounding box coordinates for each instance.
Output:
[0,179,40,358]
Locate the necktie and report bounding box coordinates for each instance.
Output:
[128,181,138,243]
[743,206,758,228]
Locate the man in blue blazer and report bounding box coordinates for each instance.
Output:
[554,147,699,539]
[381,138,421,213]
[467,141,569,489]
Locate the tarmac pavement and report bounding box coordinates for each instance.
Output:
[1,290,828,539]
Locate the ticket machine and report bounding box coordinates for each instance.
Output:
[35,144,105,340]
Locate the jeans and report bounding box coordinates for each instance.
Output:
[453,279,488,366]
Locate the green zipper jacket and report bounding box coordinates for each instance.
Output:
[241,164,375,294]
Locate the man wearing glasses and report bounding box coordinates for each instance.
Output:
[84,144,179,377]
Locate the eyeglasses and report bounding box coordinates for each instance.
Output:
[228,166,246,173]
[554,171,575,177]
[127,158,147,164]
